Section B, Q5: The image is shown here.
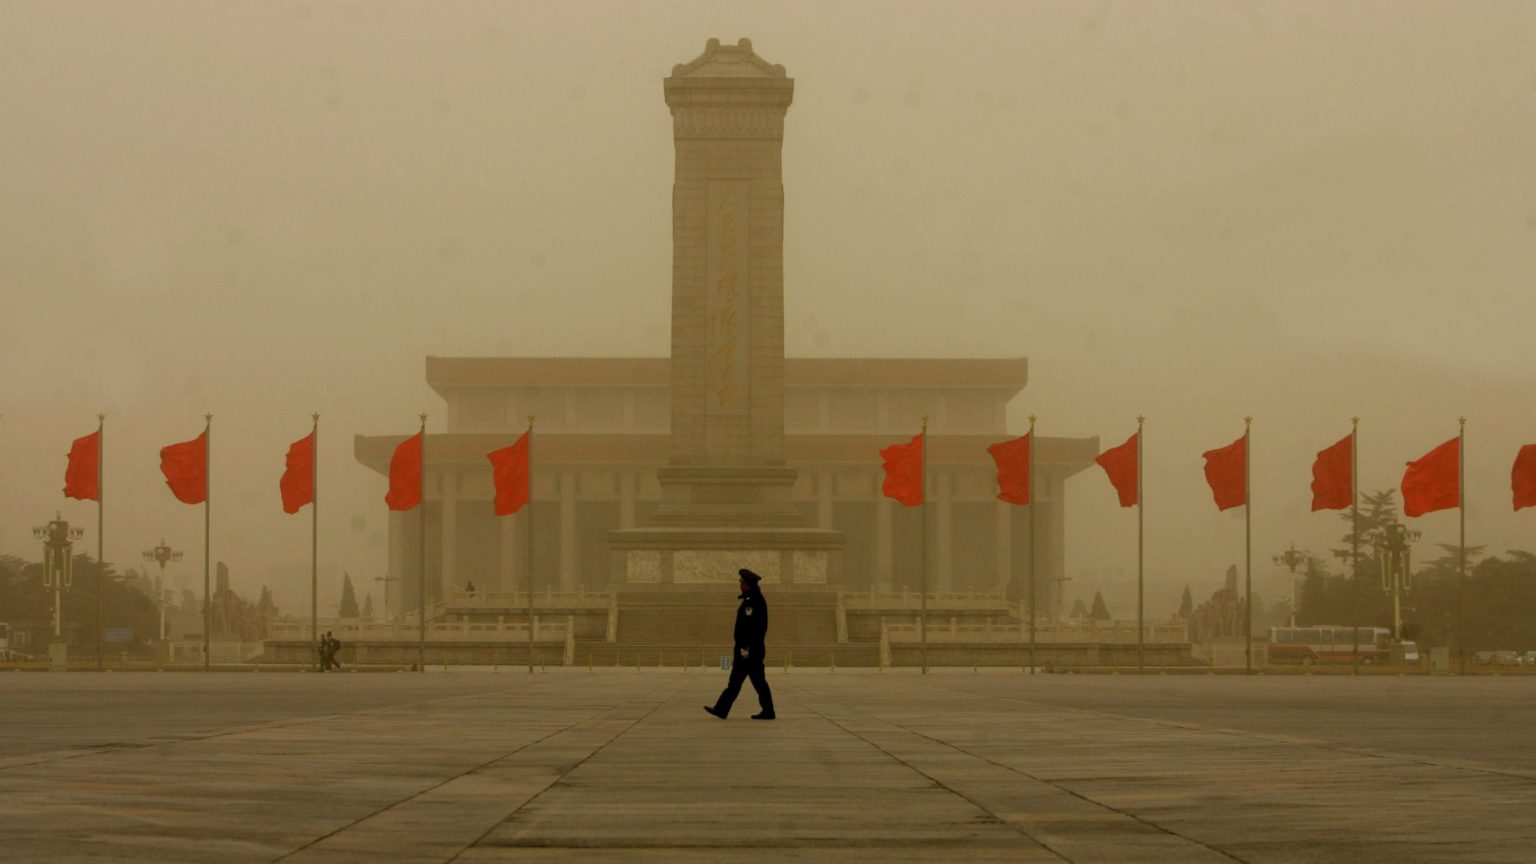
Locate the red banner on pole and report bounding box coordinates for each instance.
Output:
[1096,432,1139,508]
[488,430,531,516]
[280,432,316,514]
[1515,444,1536,512]
[160,431,208,505]
[64,430,101,501]
[987,432,1031,505]
[385,432,424,511]
[1402,437,1460,517]
[1202,433,1247,511]
[1310,432,1353,511]
[880,433,924,507]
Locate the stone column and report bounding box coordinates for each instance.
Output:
[816,471,833,529]
[389,509,406,613]
[619,471,636,529]
[935,471,953,595]
[653,37,802,523]
[874,488,893,594]
[559,471,577,592]
[440,472,458,599]
[994,499,1012,593]
[1044,470,1068,617]
[499,512,519,594]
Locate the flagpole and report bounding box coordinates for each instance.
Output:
[311,413,320,673]
[526,415,535,675]
[203,413,212,673]
[1136,415,1144,675]
[96,413,105,672]
[920,414,929,676]
[1351,417,1360,675]
[1244,416,1252,676]
[418,412,427,673]
[1458,417,1466,676]
[1027,415,1037,676]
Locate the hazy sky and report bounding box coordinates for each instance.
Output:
[3,1,1533,617]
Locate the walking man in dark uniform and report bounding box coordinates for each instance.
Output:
[704,569,776,720]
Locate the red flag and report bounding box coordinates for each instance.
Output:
[1514,444,1536,511]
[160,431,208,505]
[63,430,101,501]
[1402,437,1459,517]
[1402,436,1459,517]
[1310,432,1353,511]
[488,430,531,516]
[280,432,315,514]
[987,432,1031,505]
[1096,432,1138,507]
[1202,433,1247,511]
[385,432,423,511]
[880,433,924,507]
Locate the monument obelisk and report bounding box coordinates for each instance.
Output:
[610,38,843,593]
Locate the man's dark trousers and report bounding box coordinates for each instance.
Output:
[712,653,774,718]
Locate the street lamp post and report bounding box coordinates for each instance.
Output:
[1273,545,1306,627]
[142,539,184,642]
[33,514,84,644]
[1376,522,1419,643]
[374,572,397,621]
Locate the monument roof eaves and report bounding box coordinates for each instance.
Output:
[669,37,787,79]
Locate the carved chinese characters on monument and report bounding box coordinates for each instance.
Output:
[705,179,750,415]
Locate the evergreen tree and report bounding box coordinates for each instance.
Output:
[362,593,374,621]
[1089,591,1111,620]
[257,585,277,619]
[1069,597,1088,619]
[338,572,360,618]
[1176,585,1193,619]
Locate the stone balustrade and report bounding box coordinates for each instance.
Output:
[884,619,1189,644]
[266,618,570,643]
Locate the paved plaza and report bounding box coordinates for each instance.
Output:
[2,670,1534,863]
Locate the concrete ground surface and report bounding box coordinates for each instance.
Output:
[2,670,1533,863]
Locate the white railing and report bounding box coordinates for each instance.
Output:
[843,592,1014,610]
[166,640,267,664]
[267,618,570,643]
[885,619,1189,644]
[439,590,612,609]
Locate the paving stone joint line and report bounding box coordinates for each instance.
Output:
[269,682,676,863]
[787,692,1074,863]
[914,678,1536,786]
[797,682,1251,864]
[442,679,687,862]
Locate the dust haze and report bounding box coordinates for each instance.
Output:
[3,1,1533,615]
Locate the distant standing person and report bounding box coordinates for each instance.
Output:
[704,569,775,720]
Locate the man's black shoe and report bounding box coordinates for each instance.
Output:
[750,712,776,720]
[704,706,726,719]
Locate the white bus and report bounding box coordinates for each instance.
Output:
[1267,625,1392,665]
